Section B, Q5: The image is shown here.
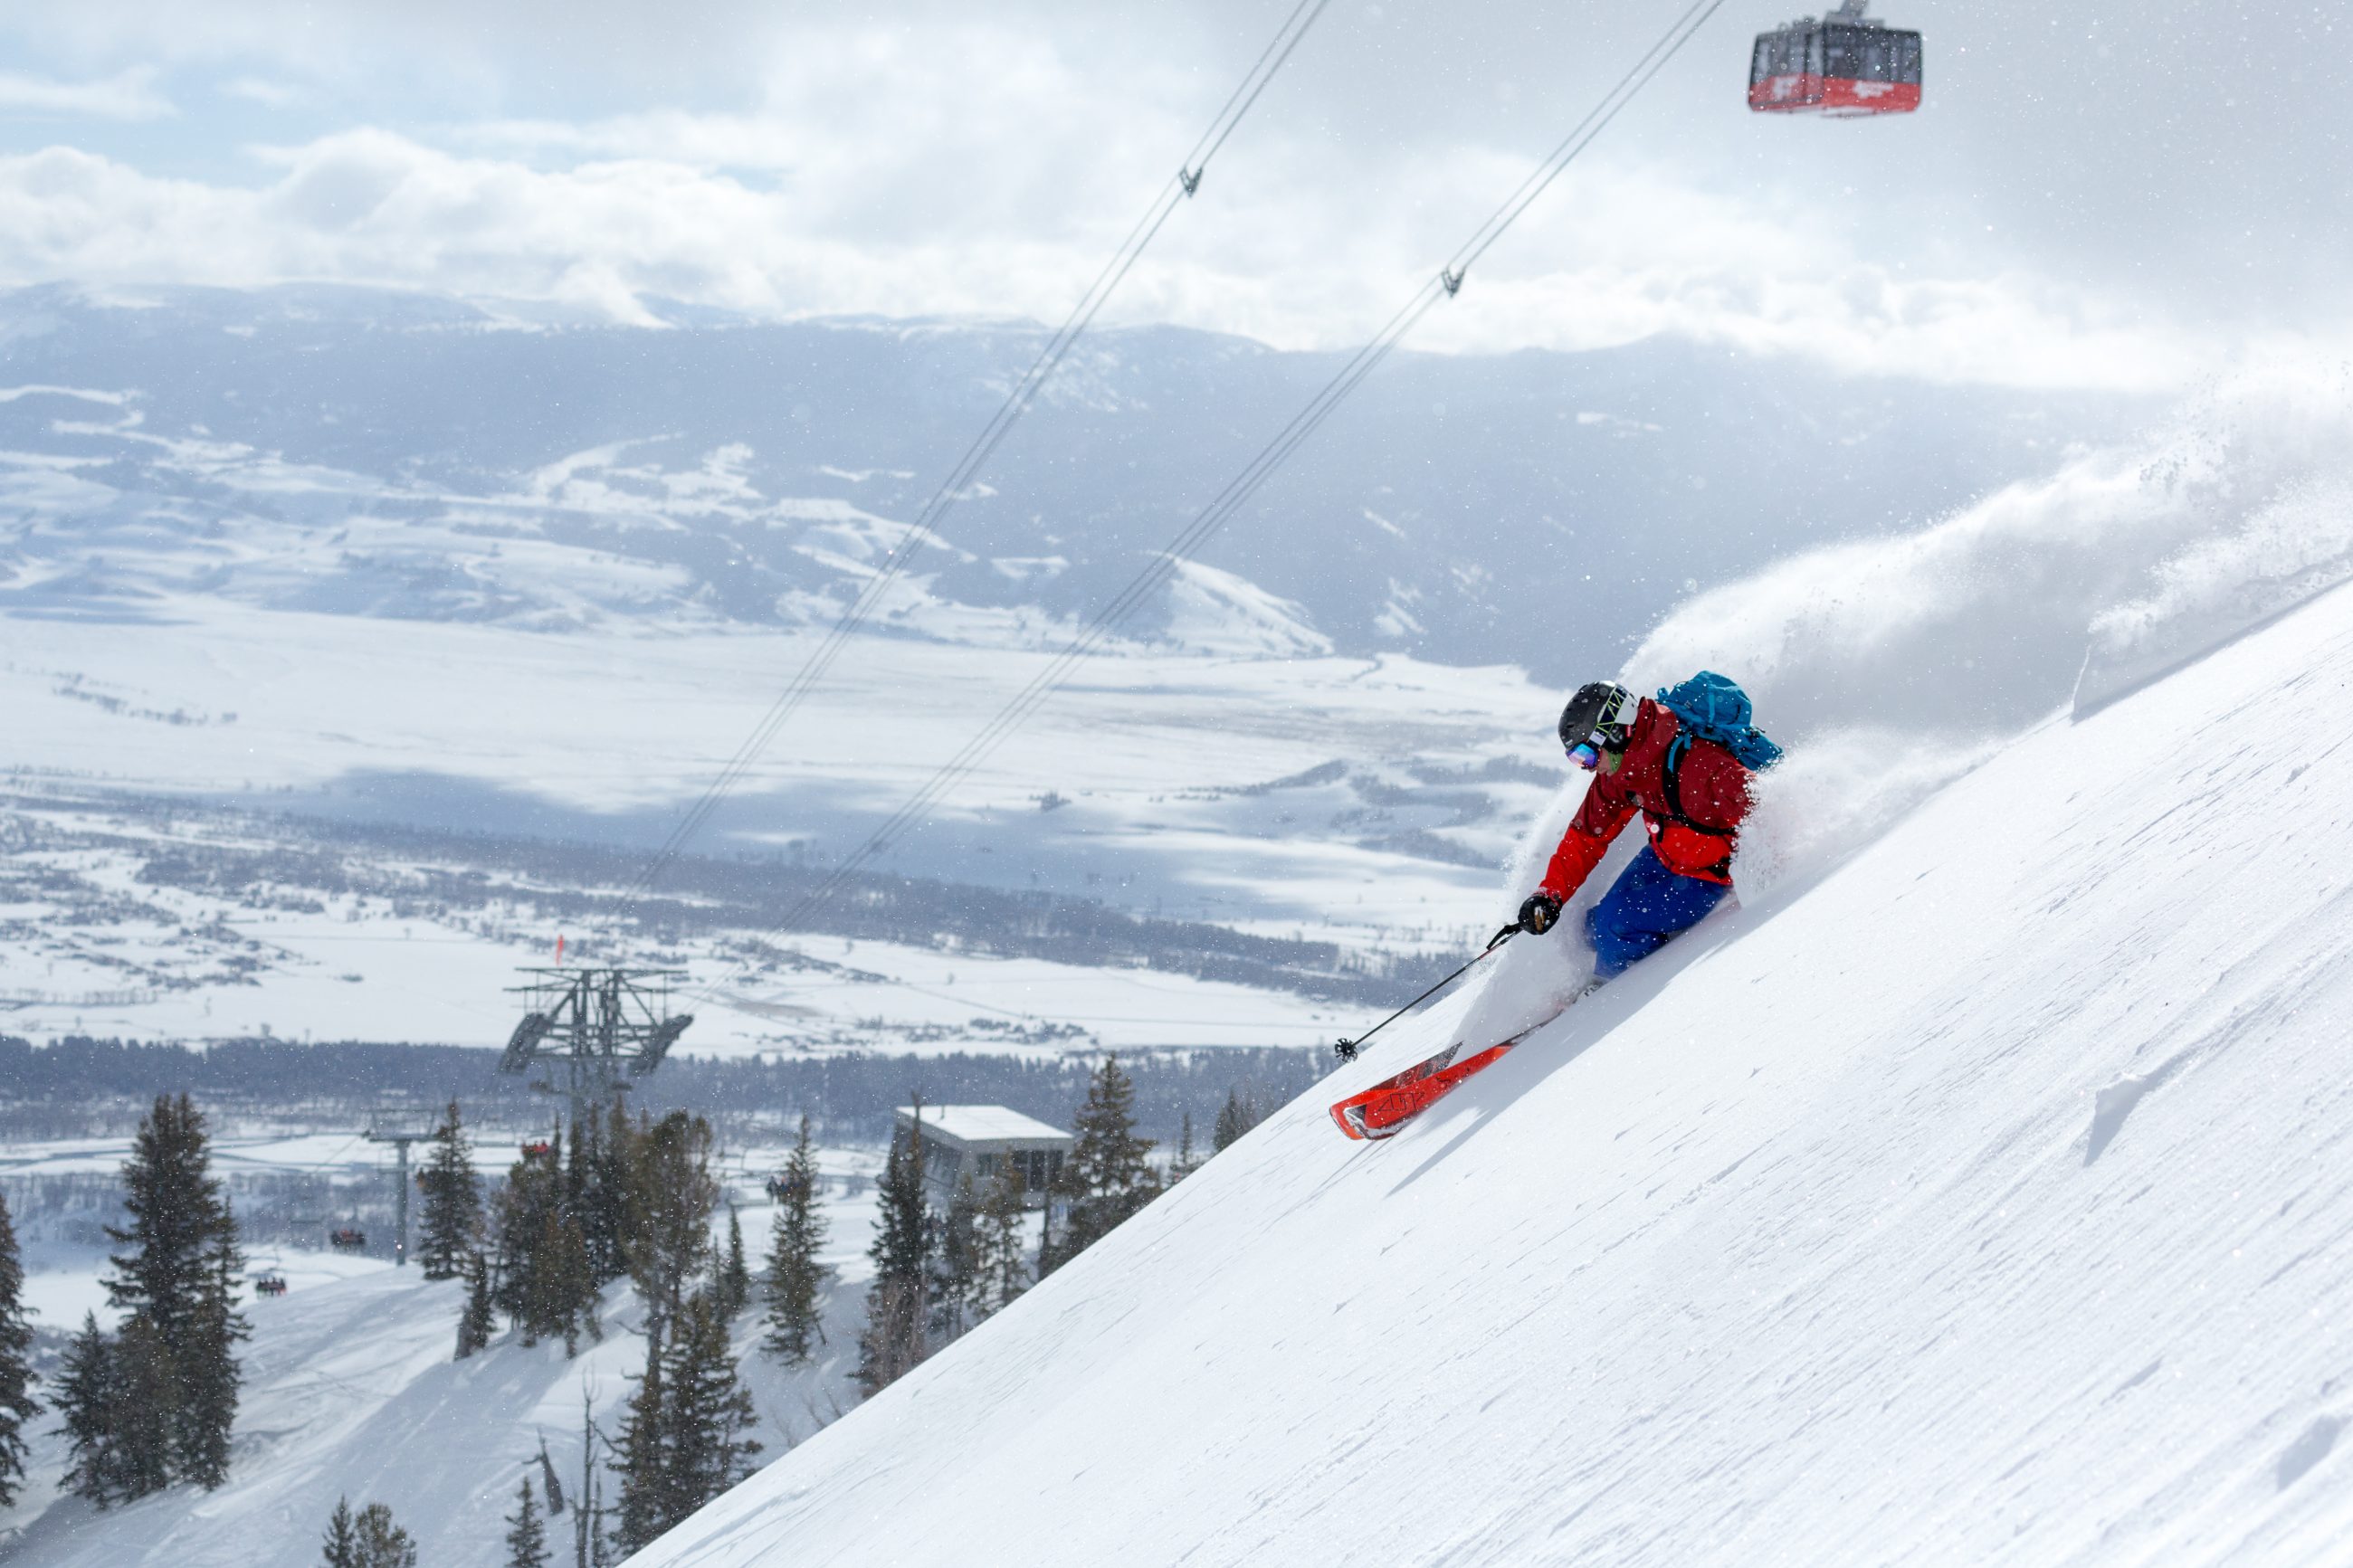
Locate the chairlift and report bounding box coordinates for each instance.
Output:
[1749,0,1922,116]
[253,1274,290,1297]
[766,1170,813,1202]
[520,1140,554,1161]
[329,1226,368,1252]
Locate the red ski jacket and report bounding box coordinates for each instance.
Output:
[1539,698,1755,899]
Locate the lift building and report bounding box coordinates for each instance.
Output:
[893,1105,1072,1210]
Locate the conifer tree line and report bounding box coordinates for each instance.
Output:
[50,1093,249,1508]
[855,1055,1175,1400]
[430,1098,748,1363]
[424,1095,767,1558]
[320,1496,417,1568]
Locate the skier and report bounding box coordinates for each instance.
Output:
[1516,672,1781,981]
[1324,670,1784,1142]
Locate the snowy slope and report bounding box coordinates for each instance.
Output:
[627,580,2353,1566]
[1,1175,878,1568]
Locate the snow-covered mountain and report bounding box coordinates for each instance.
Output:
[618,564,2353,1567]
[0,284,2138,678]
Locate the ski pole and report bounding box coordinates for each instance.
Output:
[1332,923,1518,1063]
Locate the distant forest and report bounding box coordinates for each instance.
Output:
[0,1034,1331,1145]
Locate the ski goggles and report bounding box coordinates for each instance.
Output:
[1566,741,1601,771]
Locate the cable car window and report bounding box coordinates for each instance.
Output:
[1897,33,1922,83]
[1805,26,1825,76]
[1751,37,1772,84]
[1824,26,1859,78]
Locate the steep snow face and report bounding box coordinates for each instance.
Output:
[632,583,2353,1566]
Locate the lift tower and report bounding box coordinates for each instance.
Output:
[498,967,694,1123]
[362,1107,443,1268]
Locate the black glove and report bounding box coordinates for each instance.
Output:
[1518,893,1561,936]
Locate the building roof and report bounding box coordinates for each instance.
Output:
[895,1105,1072,1145]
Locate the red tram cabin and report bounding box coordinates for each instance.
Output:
[1749,0,1922,116]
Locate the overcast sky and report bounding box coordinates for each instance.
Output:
[0,0,2342,390]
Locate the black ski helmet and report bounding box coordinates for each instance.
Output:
[1558,680,1639,754]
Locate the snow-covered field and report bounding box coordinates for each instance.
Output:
[0,785,1368,1054]
[621,574,2353,1566]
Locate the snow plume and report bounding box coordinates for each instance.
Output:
[1523,356,2353,909]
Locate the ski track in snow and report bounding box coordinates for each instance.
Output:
[601,581,2353,1568]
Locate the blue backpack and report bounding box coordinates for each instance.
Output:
[1655,672,1783,770]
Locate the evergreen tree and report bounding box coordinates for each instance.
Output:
[504,1477,551,1568]
[659,1292,761,1519]
[610,1324,669,1554]
[321,1496,360,1568]
[415,1098,482,1280]
[854,1123,929,1398]
[1168,1111,1202,1183]
[1212,1087,1262,1153]
[107,1314,181,1500]
[1036,1174,1062,1279]
[761,1114,830,1366]
[92,1093,247,1495]
[496,1128,598,1354]
[175,1228,248,1489]
[718,1206,751,1318]
[563,1107,629,1289]
[352,1500,417,1568]
[0,1190,39,1507]
[521,1211,596,1355]
[492,1129,564,1322]
[972,1158,1030,1317]
[104,1095,235,1353]
[927,1174,982,1343]
[579,1100,636,1286]
[54,1312,120,1506]
[624,1111,719,1335]
[455,1247,497,1359]
[1054,1055,1160,1266]
[611,1294,761,1552]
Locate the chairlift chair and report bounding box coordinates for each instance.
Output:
[1749,0,1922,116]
[767,1170,813,1202]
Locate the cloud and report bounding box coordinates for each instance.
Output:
[0,121,2217,393]
[0,65,171,121]
[0,0,2339,391]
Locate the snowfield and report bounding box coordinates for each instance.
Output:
[623,580,2353,1566]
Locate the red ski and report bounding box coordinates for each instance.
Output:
[1329,1031,1530,1141]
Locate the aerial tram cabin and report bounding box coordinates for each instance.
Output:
[1749,0,1922,117]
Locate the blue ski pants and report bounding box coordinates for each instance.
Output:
[1584,846,1729,980]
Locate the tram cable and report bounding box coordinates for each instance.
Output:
[614,0,1337,922]
[690,0,1729,1009]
